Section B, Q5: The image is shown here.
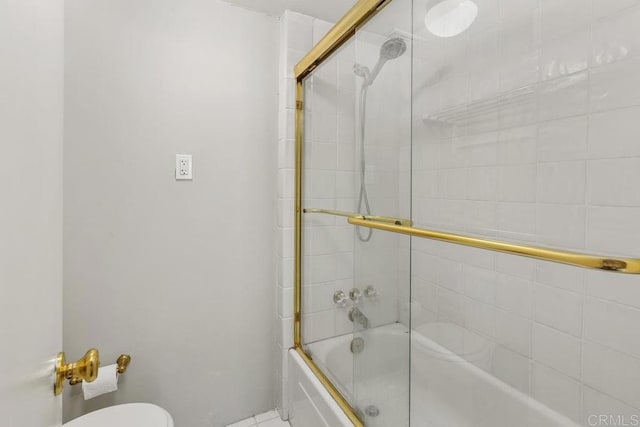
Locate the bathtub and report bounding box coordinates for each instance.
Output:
[289,322,579,427]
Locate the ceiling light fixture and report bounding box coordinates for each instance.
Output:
[425,0,478,38]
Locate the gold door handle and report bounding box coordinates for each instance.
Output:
[54,349,99,396]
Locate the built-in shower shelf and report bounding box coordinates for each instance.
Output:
[422,85,536,126]
[304,208,640,274]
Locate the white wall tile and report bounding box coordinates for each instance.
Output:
[537,161,585,204]
[538,115,588,162]
[584,297,640,359]
[278,257,294,289]
[278,139,295,170]
[434,257,463,293]
[498,164,536,202]
[302,310,335,343]
[592,0,640,19]
[539,71,589,121]
[492,345,530,393]
[497,125,537,164]
[463,265,497,304]
[466,167,496,201]
[309,170,335,199]
[531,363,582,423]
[309,142,337,170]
[540,29,589,81]
[532,323,581,380]
[311,113,337,143]
[587,206,640,255]
[540,0,592,43]
[495,273,532,318]
[308,254,336,284]
[590,57,640,112]
[463,297,497,337]
[436,168,467,199]
[496,253,536,280]
[588,106,640,158]
[277,199,294,228]
[495,202,536,240]
[587,158,640,206]
[278,286,293,318]
[535,260,586,294]
[582,386,640,426]
[458,245,496,270]
[534,283,583,336]
[536,205,585,249]
[495,310,531,356]
[591,4,640,66]
[583,340,640,409]
[586,269,640,309]
[336,144,354,171]
[437,287,464,325]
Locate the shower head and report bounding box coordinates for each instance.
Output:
[380,37,407,60]
[365,37,407,86]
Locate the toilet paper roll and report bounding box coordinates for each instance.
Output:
[82,364,119,400]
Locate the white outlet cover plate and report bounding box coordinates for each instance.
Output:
[175,154,193,180]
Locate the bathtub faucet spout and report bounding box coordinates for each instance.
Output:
[348,307,369,329]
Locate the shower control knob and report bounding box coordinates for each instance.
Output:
[333,290,348,306]
[364,286,377,298]
[349,288,362,303]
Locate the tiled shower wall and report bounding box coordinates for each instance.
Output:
[411,0,640,424]
[275,11,334,418]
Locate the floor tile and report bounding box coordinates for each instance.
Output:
[257,417,290,427]
[255,410,279,423]
[225,417,257,427]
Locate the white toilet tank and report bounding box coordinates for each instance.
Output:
[64,403,174,427]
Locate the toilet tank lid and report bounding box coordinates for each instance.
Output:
[64,403,173,427]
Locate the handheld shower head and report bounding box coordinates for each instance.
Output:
[380,37,407,60]
[366,37,407,86]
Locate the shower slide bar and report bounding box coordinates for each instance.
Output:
[304,208,640,274]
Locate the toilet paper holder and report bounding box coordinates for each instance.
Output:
[54,350,131,395]
[115,354,131,374]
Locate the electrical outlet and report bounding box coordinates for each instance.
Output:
[175,154,192,180]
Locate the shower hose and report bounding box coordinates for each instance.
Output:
[357,81,373,242]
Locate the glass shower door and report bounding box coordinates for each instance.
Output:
[350,1,413,425]
[299,33,360,411]
[299,1,413,424]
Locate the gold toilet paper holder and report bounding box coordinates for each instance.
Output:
[116,354,131,374]
[54,351,131,395]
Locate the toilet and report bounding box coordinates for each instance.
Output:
[64,403,173,427]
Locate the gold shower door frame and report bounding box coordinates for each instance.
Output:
[292,1,392,425]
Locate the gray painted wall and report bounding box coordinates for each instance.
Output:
[63,1,278,425]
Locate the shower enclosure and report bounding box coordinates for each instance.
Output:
[292,1,640,426]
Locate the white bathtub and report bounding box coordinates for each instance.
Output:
[289,322,580,427]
